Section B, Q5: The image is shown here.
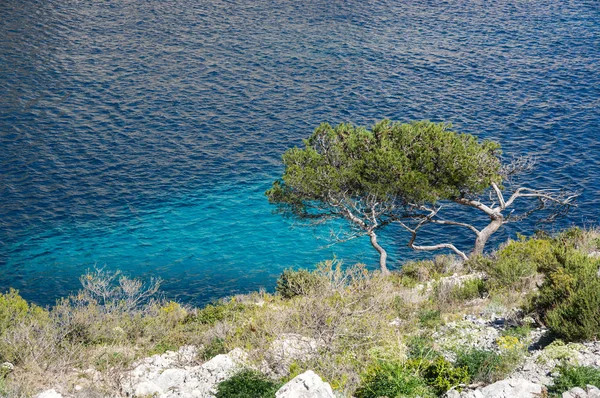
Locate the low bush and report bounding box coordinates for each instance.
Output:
[449,278,487,302]
[454,348,521,384]
[417,309,442,329]
[355,361,435,398]
[406,335,439,361]
[483,237,556,292]
[200,337,227,360]
[420,357,469,395]
[536,340,583,365]
[215,369,283,398]
[397,256,458,287]
[500,325,531,340]
[192,301,246,325]
[532,249,600,341]
[275,268,326,299]
[0,289,48,336]
[549,364,600,396]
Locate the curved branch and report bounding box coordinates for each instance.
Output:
[409,242,469,261]
[503,187,578,209]
[453,198,496,216]
[397,211,469,261]
[430,219,481,236]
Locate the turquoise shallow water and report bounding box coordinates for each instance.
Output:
[1,0,599,306]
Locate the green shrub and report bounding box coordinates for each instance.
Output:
[149,341,179,356]
[549,365,600,396]
[193,301,246,325]
[397,256,456,287]
[533,249,600,341]
[454,348,517,383]
[406,335,439,361]
[355,361,435,398]
[449,278,487,301]
[500,325,531,340]
[215,369,283,398]
[275,269,326,299]
[418,309,442,328]
[0,289,47,335]
[421,357,470,395]
[200,337,227,360]
[536,340,583,365]
[485,237,556,291]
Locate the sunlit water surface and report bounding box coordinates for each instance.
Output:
[1,0,599,306]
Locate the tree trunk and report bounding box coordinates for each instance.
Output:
[368,230,390,275]
[472,213,504,256]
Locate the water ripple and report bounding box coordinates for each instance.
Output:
[0,0,599,306]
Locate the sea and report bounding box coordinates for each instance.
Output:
[1,0,599,306]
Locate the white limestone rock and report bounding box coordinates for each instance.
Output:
[134,381,162,397]
[275,370,335,398]
[35,390,63,398]
[445,378,545,398]
[122,346,244,398]
[587,384,600,398]
[266,334,320,376]
[563,386,587,398]
[478,378,545,397]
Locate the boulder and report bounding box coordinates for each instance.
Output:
[276,370,335,398]
[35,390,63,398]
[563,385,600,398]
[563,386,588,398]
[445,378,545,398]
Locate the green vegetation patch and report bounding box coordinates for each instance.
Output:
[532,248,600,341]
[276,268,327,299]
[215,369,283,398]
[549,365,600,396]
[355,361,435,398]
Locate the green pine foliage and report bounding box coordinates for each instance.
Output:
[267,120,502,215]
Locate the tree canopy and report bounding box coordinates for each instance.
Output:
[267,120,575,273]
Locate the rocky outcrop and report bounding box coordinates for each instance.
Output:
[563,385,600,398]
[122,346,245,397]
[446,378,546,398]
[276,370,335,398]
[512,341,600,386]
[30,335,600,398]
[265,333,320,377]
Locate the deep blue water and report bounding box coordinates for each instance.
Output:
[1,0,599,307]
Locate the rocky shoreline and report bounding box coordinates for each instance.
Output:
[28,316,600,398]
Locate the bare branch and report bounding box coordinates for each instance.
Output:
[504,187,579,209]
[501,155,537,182]
[430,219,481,236]
[491,182,506,210]
[453,197,496,216]
[396,207,469,261]
[409,242,469,261]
